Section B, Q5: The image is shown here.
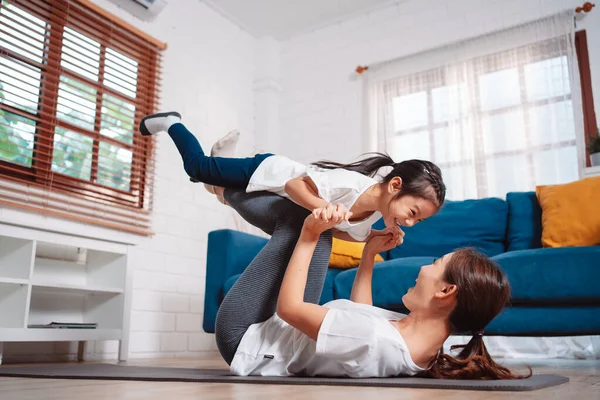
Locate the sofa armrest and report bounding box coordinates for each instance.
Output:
[492,246,600,304]
[203,229,268,333]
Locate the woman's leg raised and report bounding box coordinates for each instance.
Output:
[214,189,332,365]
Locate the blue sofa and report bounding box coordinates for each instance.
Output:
[203,192,600,336]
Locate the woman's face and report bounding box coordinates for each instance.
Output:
[402,253,454,312]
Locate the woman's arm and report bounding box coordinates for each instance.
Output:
[284,176,329,212]
[350,232,404,305]
[276,229,328,340]
[277,204,351,340]
[349,248,377,305]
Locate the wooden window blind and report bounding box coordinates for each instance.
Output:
[0,0,163,235]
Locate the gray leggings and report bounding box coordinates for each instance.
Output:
[215,188,333,365]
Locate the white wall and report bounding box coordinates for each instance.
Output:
[2,0,257,361]
[279,0,600,164]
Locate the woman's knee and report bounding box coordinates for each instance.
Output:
[224,189,309,233]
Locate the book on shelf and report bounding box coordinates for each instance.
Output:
[28,322,98,329]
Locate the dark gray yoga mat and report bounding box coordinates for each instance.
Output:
[0,364,568,391]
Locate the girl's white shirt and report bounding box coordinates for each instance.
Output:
[247,155,390,241]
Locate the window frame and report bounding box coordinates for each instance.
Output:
[575,30,598,167]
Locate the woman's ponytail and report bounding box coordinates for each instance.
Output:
[421,249,532,380]
[424,333,531,380]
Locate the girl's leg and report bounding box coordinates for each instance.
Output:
[168,123,273,188]
[215,189,332,365]
[140,113,272,188]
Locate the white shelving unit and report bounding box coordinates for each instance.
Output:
[0,223,132,364]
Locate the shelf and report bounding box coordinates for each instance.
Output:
[28,287,125,330]
[0,224,131,362]
[0,277,28,285]
[0,282,28,328]
[32,250,126,292]
[0,236,34,280]
[31,281,124,294]
[0,328,122,342]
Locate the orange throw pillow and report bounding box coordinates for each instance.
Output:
[536,177,600,247]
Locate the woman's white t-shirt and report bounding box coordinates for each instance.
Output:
[246,155,384,241]
[229,299,424,378]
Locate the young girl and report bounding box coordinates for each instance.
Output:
[140,112,446,242]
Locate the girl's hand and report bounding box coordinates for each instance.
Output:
[364,231,403,256]
[304,204,352,236]
[368,226,405,242]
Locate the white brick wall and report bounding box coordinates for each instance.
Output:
[279,0,600,164]
[98,0,257,359]
[162,294,190,313]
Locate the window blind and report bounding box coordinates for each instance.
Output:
[0,0,163,235]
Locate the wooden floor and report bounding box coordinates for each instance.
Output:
[0,353,598,399]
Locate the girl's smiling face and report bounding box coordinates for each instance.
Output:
[382,194,438,228]
[378,176,439,229]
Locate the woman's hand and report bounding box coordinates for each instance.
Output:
[351,222,403,306]
[364,230,404,256]
[303,203,352,237]
[368,225,404,243]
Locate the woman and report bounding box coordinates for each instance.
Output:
[216,189,529,379]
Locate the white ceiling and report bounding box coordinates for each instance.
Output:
[203,0,398,39]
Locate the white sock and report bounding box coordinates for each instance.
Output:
[210,129,241,157]
[140,112,181,135]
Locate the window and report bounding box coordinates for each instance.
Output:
[0,0,163,234]
[380,28,595,201]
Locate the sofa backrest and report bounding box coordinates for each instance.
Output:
[505,191,542,251]
[373,197,509,259]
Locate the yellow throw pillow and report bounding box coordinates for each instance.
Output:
[536,176,600,248]
[329,238,384,269]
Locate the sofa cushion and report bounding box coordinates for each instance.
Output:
[505,192,542,251]
[333,257,435,311]
[373,198,508,259]
[224,268,343,306]
[487,306,600,335]
[492,246,600,304]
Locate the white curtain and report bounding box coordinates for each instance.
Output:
[366,11,585,201]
